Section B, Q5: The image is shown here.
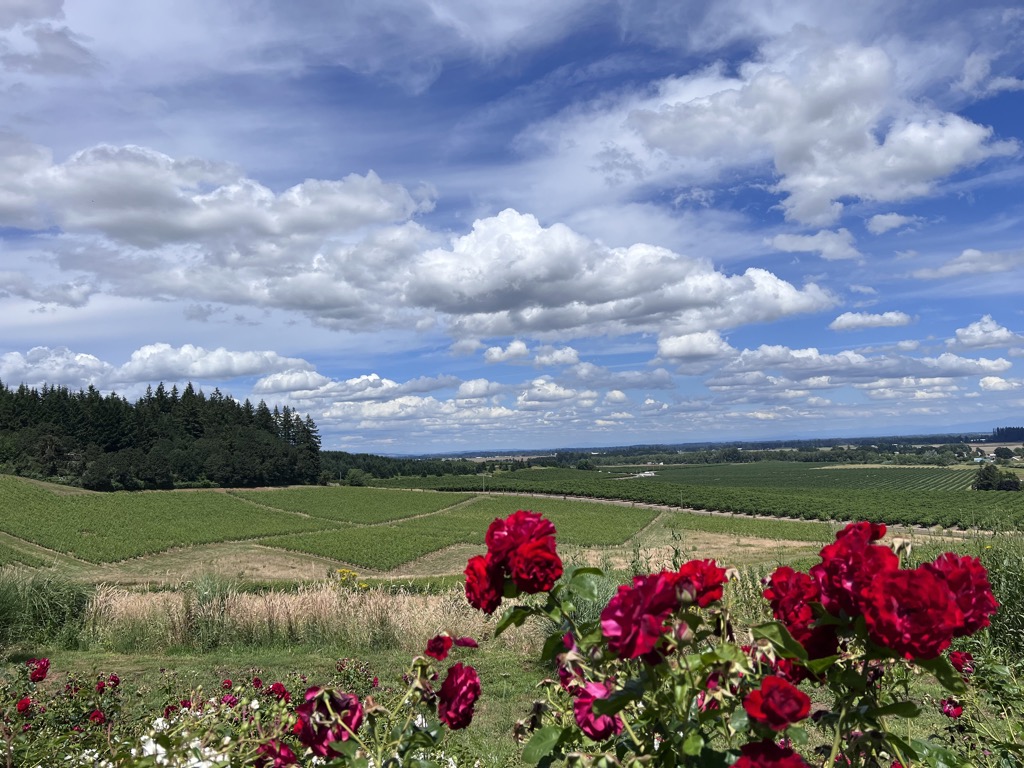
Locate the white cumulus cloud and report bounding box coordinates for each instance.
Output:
[829,311,912,331]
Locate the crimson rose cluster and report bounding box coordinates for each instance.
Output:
[765,521,998,664]
[465,509,564,613]
[464,511,1001,768]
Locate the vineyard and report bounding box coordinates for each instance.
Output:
[624,462,977,492]
[375,464,1024,529]
[1,461,1018,578]
[0,476,332,563]
[258,496,659,570]
[229,487,475,523]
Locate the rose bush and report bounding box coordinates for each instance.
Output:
[0,510,1011,767]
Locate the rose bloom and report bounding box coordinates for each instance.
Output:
[924,553,999,636]
[107,673,120,688]
[676,559,727,607]
[295,687,363,758]
[573,681,623,741]
[268,682,291,703]
[600,571,680,660]
[940,698,964,719]
[733,740,812,768]
[89,709,106,725]
[252,677,263,689]
[464,554,503,615]
[26,657,49,683]
[437,663,481,730]
[255,739,298,768]
[221,679,232,690]
[763,566,818,630]
[949,651,975,676]
[221,694,239,707]
[509,536,563,593]
[425,634,453,661]
[484,510,556,563]
[810,523,898,619]
[743,676,811,732]
[16,697,31,714]
[863,567,964,660]
[454,636,478,648]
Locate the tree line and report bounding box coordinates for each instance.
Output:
[0,381,321,490]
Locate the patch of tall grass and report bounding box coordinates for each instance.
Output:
[83,575,543,655]
[0,567,92,648]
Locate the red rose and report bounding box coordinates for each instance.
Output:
[743,675,811,731]
[89,709,106,725]
[221,694,239,707]
[96,680,106,693]
[509,536,563,593]
[437,662,481,730]
[255,739,299,768]
[16,697,31,714]
[26,658,49,683]
[485,510,556,563]
[810,523,898,619]
[252,677,263,689]
[222,679,232,690]
[268,682,290,703]
[733,740,812,768]
[924,553,999,636]
[863,567,963,659]
[949,651,974,676]
[940,698,963,718]
[425,634,453,661]
[464,554,503,614]
[836,521,887,543]
[573,681,623,741]
[676,558,728,607]
[107,673,120,688]
[295,687,363,757]
[600,571,680,660]
[764,566,818,630]
[454,636,478,648]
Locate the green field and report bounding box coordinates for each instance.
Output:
[618,462,977,491]
[2,461,1016,578]
[376,464,1024,529]
[230,487,474,523]
[257,495,659,570]
[0,476,336,563]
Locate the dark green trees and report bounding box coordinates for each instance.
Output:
[972,462,1022,491]
[0,379,323,490]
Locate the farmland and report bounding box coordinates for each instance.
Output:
[0,474,830,580]
[0,460,1017,583]
[376,462,1024,529]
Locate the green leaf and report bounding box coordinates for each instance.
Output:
[541,630,569,662]
[804,654,840,675]
[523,726,565,764]
[787,725,808,745]
[568,572,604,601]
[728,708,749,734]
[682,731,704,756]
[751,621,809,660]
[872,701,922,719]
[917,656,968,694]
[570,566,605,578]
[495,605,534,637]
[593,677,647,716]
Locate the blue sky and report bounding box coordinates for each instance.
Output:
[1,1,1023,453]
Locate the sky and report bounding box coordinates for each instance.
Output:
[1,1,1023,454]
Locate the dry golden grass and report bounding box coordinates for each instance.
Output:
[85,582,544,655]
